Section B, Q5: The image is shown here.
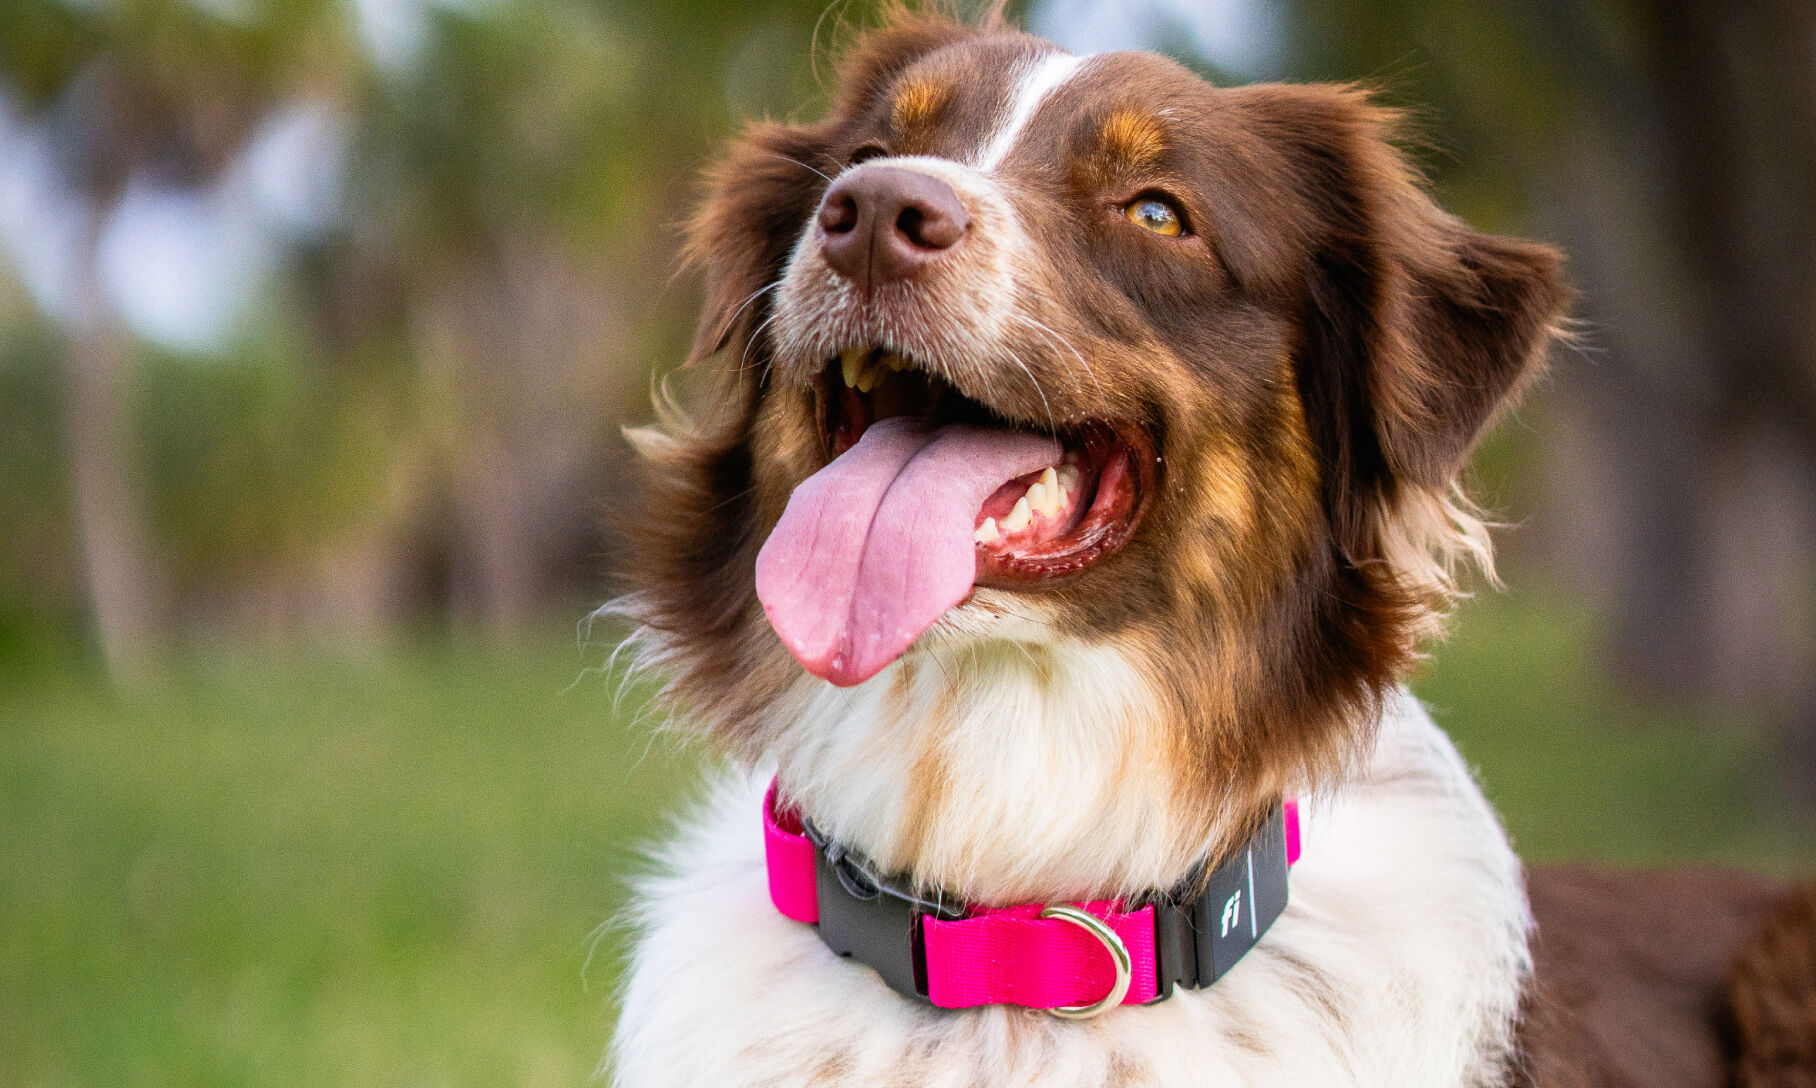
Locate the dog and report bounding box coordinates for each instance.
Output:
[607,8,1815,1086]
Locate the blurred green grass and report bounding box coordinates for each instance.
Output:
[0,639,690,1088]
[2,591,1810,1087]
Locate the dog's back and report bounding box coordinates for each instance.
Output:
[1731,886,1816,1087]
[1519,868,1816,1088]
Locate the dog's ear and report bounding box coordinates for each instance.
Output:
[684,12,978,364]
[683,121,832,365]
[1219,85,1569,548]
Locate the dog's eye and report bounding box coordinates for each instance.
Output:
[1123,196,1185,237]
[848,144,888,166]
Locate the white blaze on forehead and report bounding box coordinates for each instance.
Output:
[974,51,1088,172]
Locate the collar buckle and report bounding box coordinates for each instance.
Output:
[802,817,963,1000]
[1149,895,1200,1000]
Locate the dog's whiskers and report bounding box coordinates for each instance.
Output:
[725,279,785,334]
[1002,347,1058,436]
[757,150,837,185]
[738,310,784,373]
[1017,313,1105,402]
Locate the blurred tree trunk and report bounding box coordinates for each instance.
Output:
[39,54,263,670]
[63,217,166,676]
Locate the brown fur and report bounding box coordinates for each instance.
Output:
[892,72,952,132]
[1517,866,1816,1088]
[1731,885,1816,1087]
[1099,109,1168,167]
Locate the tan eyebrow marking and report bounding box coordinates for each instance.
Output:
[892,75,950,131]
[1101,109,1167,166]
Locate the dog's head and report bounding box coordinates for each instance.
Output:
[621,10,1565,878]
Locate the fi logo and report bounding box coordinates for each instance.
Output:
[1219,890,1244,938]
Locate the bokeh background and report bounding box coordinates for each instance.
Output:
[1,0,1811,1083]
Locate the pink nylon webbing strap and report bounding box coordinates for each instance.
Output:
[763,782,820,924]
[1284,797,1302,866]
[922,901,1159,1008]
[763,781,1301,1010]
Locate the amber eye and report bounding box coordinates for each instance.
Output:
[1123,196,1185,237]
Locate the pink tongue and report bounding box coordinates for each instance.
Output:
[756,416,1060,686]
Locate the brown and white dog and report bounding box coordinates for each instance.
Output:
[607,7,1815,1086]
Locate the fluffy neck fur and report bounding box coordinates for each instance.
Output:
[765,631,1276,907]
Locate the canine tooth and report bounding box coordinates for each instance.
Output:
[840,348,865,388]
[854,350,890,393]
[881,352,907,371]
[974,518,1000,544]
[1002,496,1032,533]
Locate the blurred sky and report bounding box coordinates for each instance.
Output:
[0,60,342,350]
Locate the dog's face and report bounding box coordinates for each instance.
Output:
[624,14,1565,848]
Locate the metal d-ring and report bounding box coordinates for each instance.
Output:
[1039,904,1133,1019]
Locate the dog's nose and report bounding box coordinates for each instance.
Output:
[817,167,969,292]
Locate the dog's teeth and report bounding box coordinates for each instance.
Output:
[1037,467,1062,513]
[854,362,878,393]
[1029,477,1061,518]
[1056,464,1080,495]
[881,351,907,372]
[1001,496,1033,533]
[973,518,1000,544]
[840,348,865,388]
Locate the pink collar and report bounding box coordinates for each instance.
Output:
[763,781,1300,1015]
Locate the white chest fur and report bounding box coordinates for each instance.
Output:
[609,691,1529,1088]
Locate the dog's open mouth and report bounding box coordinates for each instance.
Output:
[819,349,1152,582]
[755,345,1153,686]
